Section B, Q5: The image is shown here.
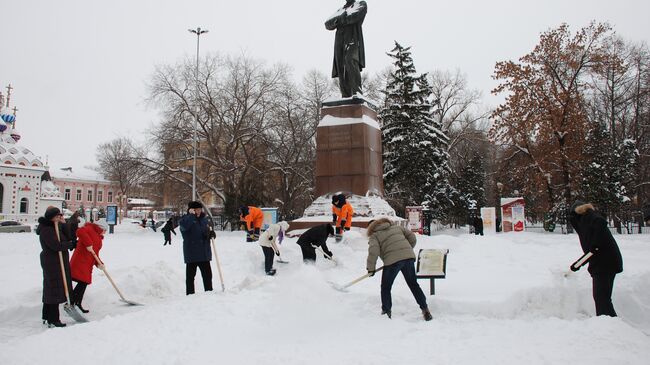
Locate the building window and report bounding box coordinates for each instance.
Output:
[0,182,3,213]
[64,188,71,201]
[76,189,82,201]
[20,198,28,213]
[97,190,103,202]
[87,190,93,202]
[108,191,113,203]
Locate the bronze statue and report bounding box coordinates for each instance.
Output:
[325,0,367,98]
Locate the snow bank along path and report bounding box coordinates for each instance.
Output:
[1,223,649,364]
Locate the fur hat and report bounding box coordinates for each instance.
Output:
[188,201,203,209]
[44,206,62,221]
[571,200,594,215]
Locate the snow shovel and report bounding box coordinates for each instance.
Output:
[332,267,384,292]
[90,251,143,306]
[314,245,338,265]
[55,223,88,323]
[210,233,226,292]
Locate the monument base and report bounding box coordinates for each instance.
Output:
[288,193,401,232]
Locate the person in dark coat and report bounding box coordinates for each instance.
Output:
[474,216,484,236]
[568,201,623,317]
[37,206,74,327]
[325,0,367,97]
[65,211,81,250]
[179,201,215,295]
[296,224,335,262]
[643,205,650,225]
[161,218,176,246]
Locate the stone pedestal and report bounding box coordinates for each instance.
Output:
[289,99,399,232]
[315,101,383,197]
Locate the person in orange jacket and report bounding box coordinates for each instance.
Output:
[69,221,107,313]
[239,205,264,242]
[332,194,353,241]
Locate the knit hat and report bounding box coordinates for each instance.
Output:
[96,220,109,232]
[188,201,203,209]
[44,206,62,221]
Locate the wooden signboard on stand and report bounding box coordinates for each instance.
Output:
[416,249,449,295]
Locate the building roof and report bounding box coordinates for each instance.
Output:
[50,166,113,183]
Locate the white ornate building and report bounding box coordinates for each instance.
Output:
[0,88,63,223]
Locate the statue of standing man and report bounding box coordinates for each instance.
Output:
[325,0,367,98]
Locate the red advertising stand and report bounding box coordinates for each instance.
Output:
[500,198,526,232]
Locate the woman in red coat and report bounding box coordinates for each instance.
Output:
[69,221,106,313]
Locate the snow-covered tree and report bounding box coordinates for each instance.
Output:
[380,42,453,218]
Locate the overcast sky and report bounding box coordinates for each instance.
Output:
[1,0,649,171]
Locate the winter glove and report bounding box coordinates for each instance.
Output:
[268,236,273,241]
[209,231,216,239]
[570,265,579,272]
[275,251,280,256]
[323,251,333,259]
[332,214,337,224]
[340,219,346,229]
[368,270,375,277]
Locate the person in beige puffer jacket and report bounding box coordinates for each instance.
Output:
[366,218,432,321]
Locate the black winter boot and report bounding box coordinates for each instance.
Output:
[422,308,433,321]
[75,302,89,313]
[266,269,277,276]
[381,310,391,319]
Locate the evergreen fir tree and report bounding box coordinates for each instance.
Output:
[380,42,453,218]
[456,152,487,209]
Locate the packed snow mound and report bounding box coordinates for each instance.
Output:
[301,193,397,219]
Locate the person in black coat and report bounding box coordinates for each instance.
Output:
[643,204,650,225]
[474,216,484,236]
[296,224,335,262]
[179,201,215,295]
[161,218,176,246]
[568,201,623,317]
[37,206,74,327]
[64,211,81,250]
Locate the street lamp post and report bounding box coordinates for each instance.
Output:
[188,27,208,201]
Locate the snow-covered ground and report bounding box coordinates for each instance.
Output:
[1,222,649,364]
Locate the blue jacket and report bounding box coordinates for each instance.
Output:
[179,213,212,264]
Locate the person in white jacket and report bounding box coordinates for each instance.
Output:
[258,221,290,276]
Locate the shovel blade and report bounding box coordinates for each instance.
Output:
[63,303,89,323]
[120,298,144,306]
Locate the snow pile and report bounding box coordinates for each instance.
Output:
[1,226,649,364]
[301,194,397,221]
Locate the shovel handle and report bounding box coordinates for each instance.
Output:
[90,251,127,302]
[342,266,384,289]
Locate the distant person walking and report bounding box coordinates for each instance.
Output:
[366,218,432,321]
[161,218,177,246]
[568,201,623,317]
[180,201,215,295]
[69,221,107,313]
[37,207,74,328]
[474,216,484,236]
[65,211,81,249]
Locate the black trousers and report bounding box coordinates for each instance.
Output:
[261,246,275,272]
[186,261,213,295]
[299,243,317,262]
[592,274,617,317]
[163,232,172,245]
[42,303,60,323]
[72,281,88,305]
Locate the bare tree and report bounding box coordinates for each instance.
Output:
[96,137,145,222]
